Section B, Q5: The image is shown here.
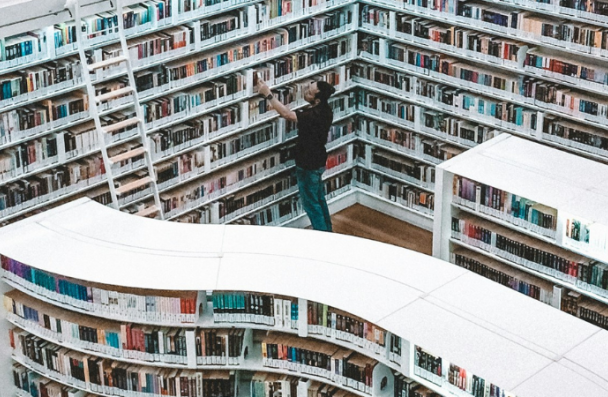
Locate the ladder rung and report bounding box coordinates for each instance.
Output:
[88,56,127,71]
[115,176,154,195]
[135,205,160,217]
[102,117,141,133]
[95,87,133,103]
[109,147,146,164]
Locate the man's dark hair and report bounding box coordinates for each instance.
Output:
[315,81,336,104]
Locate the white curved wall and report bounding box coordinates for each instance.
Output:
[0,198,607,397]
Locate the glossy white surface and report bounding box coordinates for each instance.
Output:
[0,198,606,396]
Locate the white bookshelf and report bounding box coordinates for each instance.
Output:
[0,198,607,397]
[0,0,361,225]
[433,133,608,329]
[2,0,608,231]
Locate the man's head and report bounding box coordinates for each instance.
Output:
[304,81,336,106]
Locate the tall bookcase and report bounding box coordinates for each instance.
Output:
[433,133,608,331]
[0,0,361,228]
[3,0,608,231]
[349,0,608,229]
[1,198,607,397]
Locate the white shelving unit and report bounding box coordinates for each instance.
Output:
[0,0,360,225]
[0,198,606,397]
[433,133,608,328]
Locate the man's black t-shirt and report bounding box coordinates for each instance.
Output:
[295,103,333,170]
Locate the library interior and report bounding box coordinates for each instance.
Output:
[0,0,608,396]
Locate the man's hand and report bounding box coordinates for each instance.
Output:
[257,79,271,97]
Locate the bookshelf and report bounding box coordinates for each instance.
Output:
[2,0,608,231]
[0,0,360,226]
[0,198,607,397]
[433,133,608,331]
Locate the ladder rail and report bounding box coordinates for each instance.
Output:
[72,1,120,210]
[68,0,164,219]
[116,0,165,220]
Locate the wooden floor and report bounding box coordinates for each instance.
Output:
[331,204,433,255]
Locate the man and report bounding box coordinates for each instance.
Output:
[257,79,336,232]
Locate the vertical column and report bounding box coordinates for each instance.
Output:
[210,202,221,223]
[297,298,308,337]
[246,69,255,96]
[338,65,347,91]
[241,101,250,128]
[351,2,360,30]
[56,131,67,164]
[552,286,563,309]
[365,143,373,168]
[277,118,286,144]
[186,329,197,368]
[171,0,180,24]
[347,143,354,164]
[414,106,422,131]
[45,26,56,59]
[431,166,453,260]
[248,5,258,35]
[535,111,545,141]
[389,11,397,37]
[191,21,202,51]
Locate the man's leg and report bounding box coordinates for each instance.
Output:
[296,167,331,231]
[316,167,332,232]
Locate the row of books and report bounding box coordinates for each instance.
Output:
[370,150,435,191]
[451,214,608,294]
[0,137,59,181]
[262,335,375,388]
[556,0,608,15]
[354,168,435,215]
[371,0,608,55]
[452,175,559,234]
[452,251,552,303]
[2,5,351,111]
[0,155,105,212]
[447,363,486,397]
[1,254,200,322]
[226,166,349,226]
[414,344,511,397]
[11,323,402,397]
[212,291,285,321]
[158,147,291,218]
[251,373,297,397]
[351,65,495,146]
[542,116,608,157]
[160,31,351,83]
[195,329,245,360]
[360,4,605,111]
[0,96,87,138]
[307,301,387,347]
[455,2,608,49]
[140,60,344,132]
[7,285,244,362]
[356,54,540,133]
[383,39,608,120]
[12,329,234,397]
[524,51,608,86]
[393,371,438,397]
[12,364,87,397]
[0,57,82,105]
[565,217,608,254]
[362,7,526,64]
[1,31,45,61]
[217,172,298,221]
